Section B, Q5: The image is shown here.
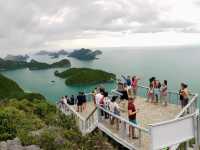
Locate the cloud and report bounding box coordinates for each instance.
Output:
[0,0,200,55]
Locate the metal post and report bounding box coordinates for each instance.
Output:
[194,113,200,150]
[97,106,102,122]
[122,122,126,138]
[139,129,142,146]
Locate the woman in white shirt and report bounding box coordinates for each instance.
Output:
[109,96,120,130]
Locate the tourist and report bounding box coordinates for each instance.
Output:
[82,92,87,112]
[161,80,168,106]
[179,83,189,108]
[119,83,129,100]
[118,83,128,110]
[109,96,120,129]
[77,92,83,112]
[103,91,110,119]
[57,97,65,110]
[92,87,97,105]
[121,75,132,96]
[117,79,124,91]
[147,83,154,103]
[128,97,139,139]
[95,88,105,117]
[95,88,104,105]
[150,77,157,90]
[131,76,140,96]
[154,80,161,103]
[70,95,75,105]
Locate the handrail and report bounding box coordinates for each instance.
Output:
[138,85,196,97]
[85,106,97,121]
[97,105,149,133]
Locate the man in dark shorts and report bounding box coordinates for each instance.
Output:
[128,97,139,139]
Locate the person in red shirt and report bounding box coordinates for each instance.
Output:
[128,97,139,139]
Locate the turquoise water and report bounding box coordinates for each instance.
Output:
[1,45,200,104]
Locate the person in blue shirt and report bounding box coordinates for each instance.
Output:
[121,75,132,96]
[121,75,131,86]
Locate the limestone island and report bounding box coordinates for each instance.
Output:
[35,49,68,59]
[68,48,102,60]
[4,54,29,62]
[0,58,71,71]
[54,68,116,85]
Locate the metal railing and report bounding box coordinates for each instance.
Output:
[57,83,199,149]
[97,105,149,149]
[57,94,98,135]
[112,84,199,149]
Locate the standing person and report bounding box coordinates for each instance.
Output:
[121,75,131,87]
[95,88,105,117]
[161,80,168,106]
[179,83,184,108]
[92,88,97,105]
[82,92,87,112]
[179,83,189,108]
[70,95,75,105]
[147,83,154,103]
[109,96,120,129]
[119,83,129,110]
[95,88,104,106]
[77,92,83,112]
[122,75,132,96]
[103,91,110,119]
[117,79,124,91]
[131,76,140,96]
[183,84,189,107]
[154,80,161,103]
[128,97,139,139]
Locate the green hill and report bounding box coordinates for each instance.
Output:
[0,73,115,150]
[0,74,45,100]
[55,68,116,85]
[0,58,71,71]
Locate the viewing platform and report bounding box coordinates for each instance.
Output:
[58,85,200,150]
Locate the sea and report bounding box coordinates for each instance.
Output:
[1,45,200,104]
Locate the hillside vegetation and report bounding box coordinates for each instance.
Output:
[0,73,115,150]
[55,68,116,85]
[0,74,44,100]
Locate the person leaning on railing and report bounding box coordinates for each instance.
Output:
[179,83,189,108]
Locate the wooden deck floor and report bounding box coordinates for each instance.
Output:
[68,96,182,149]
[72,96,181,127]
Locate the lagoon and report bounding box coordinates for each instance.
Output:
[1,45,200,103]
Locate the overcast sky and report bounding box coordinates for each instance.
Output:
[0,0,200,56]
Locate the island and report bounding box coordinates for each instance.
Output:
[0,73,115,150]
[55,68,116,85]
[4,54,29,62]
[68,48,102,60]
[0,58,71,71]
[35,49,68,58]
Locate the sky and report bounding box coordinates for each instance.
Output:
[0,0,200,56]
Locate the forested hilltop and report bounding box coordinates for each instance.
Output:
[0,74,115,150]
[0,58,71,71]
[55,68,116,85]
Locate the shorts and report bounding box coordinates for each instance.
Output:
[154,89,160,96]
[129,119,137,125]
[77,101,82,106]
